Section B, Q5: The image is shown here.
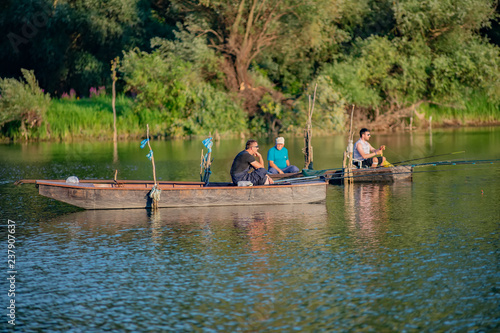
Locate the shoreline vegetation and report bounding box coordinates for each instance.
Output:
[0,93,498,143]
[1,1,500,142]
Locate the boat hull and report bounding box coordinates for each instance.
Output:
[36,180,327,210]
[328,166,413,185]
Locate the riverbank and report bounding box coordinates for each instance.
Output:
[1,95,499,142]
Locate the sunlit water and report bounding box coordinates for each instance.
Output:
[1,128,499,331]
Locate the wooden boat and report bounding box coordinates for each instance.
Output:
[326,165,413,185]
[28,179,327,210]
[272,165,413,185]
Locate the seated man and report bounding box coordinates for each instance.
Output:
[230,139,274,185]
[267,137,300,174]
[353,128,388,168]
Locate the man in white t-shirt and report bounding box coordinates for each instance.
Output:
[352,128,387,168]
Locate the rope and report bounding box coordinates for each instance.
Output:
[149,185,161,210]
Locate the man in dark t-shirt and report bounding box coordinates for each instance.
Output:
[230,140,274,185]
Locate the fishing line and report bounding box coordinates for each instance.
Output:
[391,151,466,165]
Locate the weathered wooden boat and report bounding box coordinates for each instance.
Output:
[325,165,413,185]
[26,179,327,210]
[272,165,413,185]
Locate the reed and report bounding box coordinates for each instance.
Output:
[39,95,138,140]
[420,92,500,125]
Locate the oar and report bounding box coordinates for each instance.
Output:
[392,151,465,166]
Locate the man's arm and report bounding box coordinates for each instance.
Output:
[268,160,283,174]
[251,151,265,169]
[250,160,264,169]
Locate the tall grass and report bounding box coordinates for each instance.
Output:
[38,95,140,140]
[36,94,247,140]
[420,92,500,124]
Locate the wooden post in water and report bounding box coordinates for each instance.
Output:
[111,57,119,143]
[146,124,157,186]
[111,57,119,163]
[345,105,355,184]
[303,84,317,170]
[145,124,160,210]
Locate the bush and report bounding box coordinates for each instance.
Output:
[0,69,51,139]
[121,42,247,137]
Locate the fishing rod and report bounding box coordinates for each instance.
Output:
[391,151,466,166]
[273,158,500,184]
[402,158,500,168]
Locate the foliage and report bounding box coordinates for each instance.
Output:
[431,36,500,104]
[0,0,176,95]
[169,0,348,96]
[0,69,51,138]
[394,0,496,39]
[120,44,247,137]
[1,0,499,141]
[318,0,500,118]
[308,76,347,133]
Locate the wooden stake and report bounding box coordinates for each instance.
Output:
[346,105,355,183]
[146,124,157,186]
[303,83,317,169]
[111,57,119,144]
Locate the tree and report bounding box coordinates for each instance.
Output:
[0,0,176,95]
[169,0,346,113]
[318,0,500,125]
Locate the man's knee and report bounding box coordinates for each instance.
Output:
[288,165,300,173]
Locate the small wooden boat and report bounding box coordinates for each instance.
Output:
[273,165,413,185]
[326,165,413,185]
[27,179,327,210]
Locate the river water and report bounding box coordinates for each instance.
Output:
[1,127,499,332]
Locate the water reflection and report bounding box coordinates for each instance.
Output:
[344,183,410,247]
[44,204,328,238]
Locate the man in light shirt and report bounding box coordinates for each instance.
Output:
[353,128,388,168]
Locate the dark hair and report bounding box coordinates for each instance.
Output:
[246,139,257,149]
[359,128,370,137]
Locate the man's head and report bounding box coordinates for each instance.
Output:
[275,137,285,150]
[360,128,371,140]
[245,139,259,155]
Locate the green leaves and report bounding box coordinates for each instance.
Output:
[395,0,496,39]
[0,69,51,138]
[120,40,247,137]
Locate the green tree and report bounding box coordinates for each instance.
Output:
[168,0,347,104]
[0,0,176,96]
